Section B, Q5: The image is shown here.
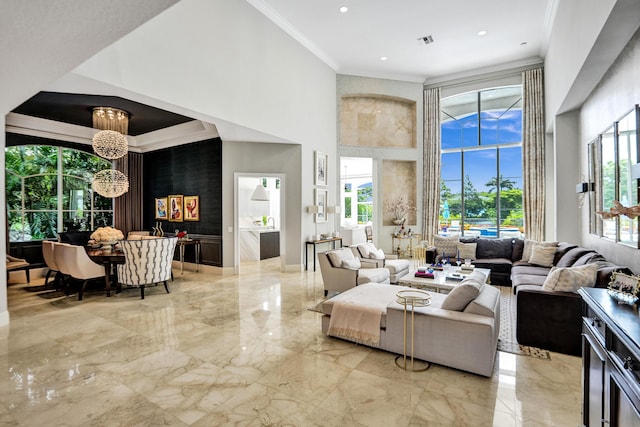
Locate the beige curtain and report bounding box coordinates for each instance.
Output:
[422,87,441,245]
[114,152,144,235]
[522,68,545,241]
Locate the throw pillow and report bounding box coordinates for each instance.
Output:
[370,248,385,259]
[521,239,557,262]
[441,271,485,311]
[542,263,599,293]
[327,249,354,268]
[457,242,477,260]
[528,245,557,267]
[341,258,361,270]
[357,242,377,258]
[433,234,459,259]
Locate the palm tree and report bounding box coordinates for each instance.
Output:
[485,174,516,193]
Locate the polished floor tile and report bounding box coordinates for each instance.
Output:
[0,259,582,426]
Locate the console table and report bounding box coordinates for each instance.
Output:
[177,239,201,274]
[579,287,640,427]
[305,237,342,271]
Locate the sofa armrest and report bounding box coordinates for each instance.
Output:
[386,305,498,377]
[515,286,582,356]
[360,259,383,268]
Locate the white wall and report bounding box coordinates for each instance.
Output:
[580,28,640,272]
[70,0,337,271]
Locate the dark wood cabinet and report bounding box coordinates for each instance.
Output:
[579,287,640,427]
[259,231,279,260]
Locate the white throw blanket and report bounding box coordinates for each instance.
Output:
[328,300,382,346]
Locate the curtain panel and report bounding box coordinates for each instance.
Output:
[522,67,545,241]
[422,87,441,245]
[114,152,144,235]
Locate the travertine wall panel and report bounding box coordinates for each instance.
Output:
[341,95,416,148]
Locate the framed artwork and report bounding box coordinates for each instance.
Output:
[155,197,168,220]
[168,195,184,222]
[315,188,328,223]
[314,151,327,186]
[184,195,200,221]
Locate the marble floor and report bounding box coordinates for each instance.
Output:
[0,259,582,426]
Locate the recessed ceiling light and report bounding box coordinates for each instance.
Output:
[380,56,388,61]
[520,41,528,46]
[477,30,488,36]
[339,6,348,13]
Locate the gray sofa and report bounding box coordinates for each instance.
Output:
[320,276,500,377]
[428,237,632,356]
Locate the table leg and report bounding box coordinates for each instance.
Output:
[313,243,317,272]
[195,242,200,272]
[305,243,308,271]
[180,244,185,274]
[103,263,111,297]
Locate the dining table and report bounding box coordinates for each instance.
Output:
[87,247,125,297]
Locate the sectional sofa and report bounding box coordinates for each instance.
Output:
[427,237,633,356]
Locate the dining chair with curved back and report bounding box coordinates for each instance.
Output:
[117,237,178,299]
[52,242,74,294]
[42,241,61,289]
[64,244,106,301]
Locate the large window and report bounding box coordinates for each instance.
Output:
[440,86,524,238]
[6,145,114,242]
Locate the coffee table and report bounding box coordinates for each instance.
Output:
[397,267,491,293]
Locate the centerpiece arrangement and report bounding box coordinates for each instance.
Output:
[90,226,124,250]
[384,195,416,225]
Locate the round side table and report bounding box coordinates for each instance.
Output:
[395,289,431,372]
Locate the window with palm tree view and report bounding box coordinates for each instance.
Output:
[6,145,114,242]
[440,86,523,238]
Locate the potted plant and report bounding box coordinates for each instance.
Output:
[384,195,416,225]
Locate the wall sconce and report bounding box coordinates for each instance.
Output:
[307,205,320,214]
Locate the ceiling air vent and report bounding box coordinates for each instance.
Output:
[419,35,434,45]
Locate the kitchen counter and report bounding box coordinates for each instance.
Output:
[240,228,280,260]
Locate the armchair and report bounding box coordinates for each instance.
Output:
[6,255,30,284]
[350,243,410,284]
[318,248,390,296]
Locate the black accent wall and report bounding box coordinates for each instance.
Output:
[143,138,223,266]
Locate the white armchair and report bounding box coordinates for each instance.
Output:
[350,242,410,284]
[318,248,390,296]
[117,237,177,299]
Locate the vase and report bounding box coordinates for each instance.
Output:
[393,218,405,225]
[99,240,117,252]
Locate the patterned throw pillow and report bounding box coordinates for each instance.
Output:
[542,263,599,293]
[434,235,459,259]
[521,239,557,262]
[457,242,477,260]
[528,245,557,267]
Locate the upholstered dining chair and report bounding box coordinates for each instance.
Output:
[116,237,178,299]
[63,244,106,300]
[42,241,61,289]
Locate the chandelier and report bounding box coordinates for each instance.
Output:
[91,169,129,198]
[91,107,130,198]
[91,107,129,159]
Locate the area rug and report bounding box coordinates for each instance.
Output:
[496,285,551,360]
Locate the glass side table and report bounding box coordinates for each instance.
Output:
[395,289,431,372]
